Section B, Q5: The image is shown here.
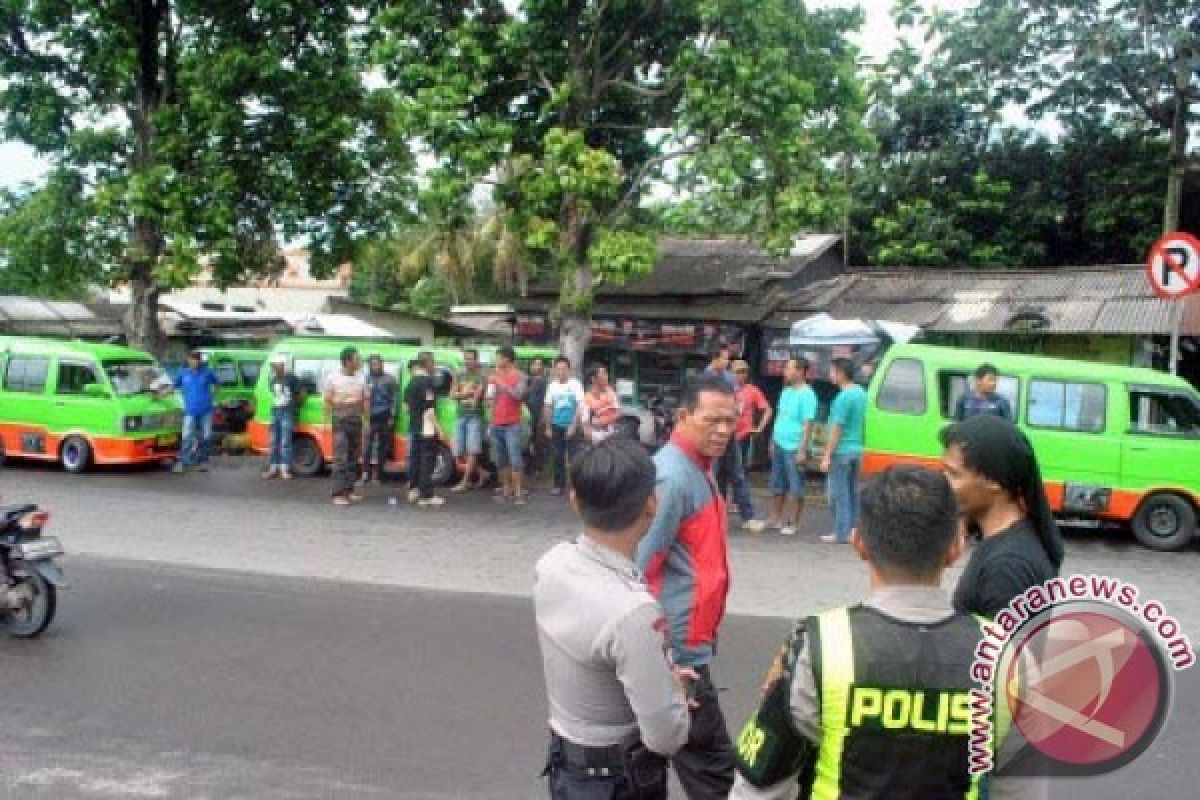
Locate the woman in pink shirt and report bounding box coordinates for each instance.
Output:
[582,365,621,444]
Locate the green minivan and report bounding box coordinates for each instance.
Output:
[0,336,184,472]
[199,348,267,432]
[864,344,1200,551]
[248,338,464,482]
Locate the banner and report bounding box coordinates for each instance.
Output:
[516,311,746,355]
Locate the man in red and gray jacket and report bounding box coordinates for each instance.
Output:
[636,373,739,799]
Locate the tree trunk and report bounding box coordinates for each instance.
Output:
[557,194,592,380]
[126,258,162,354]
[123,0,168,354]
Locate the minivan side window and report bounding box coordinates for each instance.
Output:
[877,358,927,414]
[1027,380,1107,433]
[4,356,50,393]
[238,360,262,386]
[293,358,323,393]
[214,360,240,387]
[1129,388,1200,438]
[939,371,1021,420]
[57,362,100,394]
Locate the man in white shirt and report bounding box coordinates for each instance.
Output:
[543,356,586,496]
[323,347,368,506]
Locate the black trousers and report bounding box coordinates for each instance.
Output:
[408,433,436,499]
[364,413,392,479]
[672,665,736,800]
[550,425,580,490]
[545,737,666,800]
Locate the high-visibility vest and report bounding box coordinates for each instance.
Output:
[808,606,993,800]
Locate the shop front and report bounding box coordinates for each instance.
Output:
[513,309,753,407]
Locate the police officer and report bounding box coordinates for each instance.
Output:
[730,466,1001,800]
[535,438,692,799]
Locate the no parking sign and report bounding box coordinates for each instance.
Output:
[1146,232,1200,300]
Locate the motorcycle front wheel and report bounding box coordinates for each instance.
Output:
[4,571,57,638]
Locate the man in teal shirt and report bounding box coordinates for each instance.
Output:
[820,358,867,543]
[766,357,817,536]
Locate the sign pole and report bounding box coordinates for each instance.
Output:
[1169,302,1183,375]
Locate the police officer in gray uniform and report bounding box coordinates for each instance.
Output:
[535,438,692,799]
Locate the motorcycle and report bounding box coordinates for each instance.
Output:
[1,500,66,638]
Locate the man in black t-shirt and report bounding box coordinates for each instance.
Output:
[404,352,443,507]
[263,355,303,480]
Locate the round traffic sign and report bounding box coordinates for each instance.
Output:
[1145,232,1200,300]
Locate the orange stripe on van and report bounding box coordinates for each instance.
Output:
[862,449,1156,523]
[0,422,175,466]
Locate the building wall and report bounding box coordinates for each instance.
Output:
[928,333,1143,367]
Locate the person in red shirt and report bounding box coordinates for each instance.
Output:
[732,360,772,466]
[487,346,528,505]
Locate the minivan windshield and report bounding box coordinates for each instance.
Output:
[103,359,170,396]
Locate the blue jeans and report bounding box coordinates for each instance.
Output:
[181,412,213,467]
[269,409,293,468]
[716,436,757,522]
[455,415,483,457]
[829,454,862,542]
[770,446,806,498]
[490,424,523,470]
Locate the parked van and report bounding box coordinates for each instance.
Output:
[247,338,463,482]
[0,336,183,472]
[864,344,1200,551]
[198,348,267,432]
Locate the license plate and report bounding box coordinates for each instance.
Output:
[157,434,179,447]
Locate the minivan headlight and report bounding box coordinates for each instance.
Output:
[123,415,144,432]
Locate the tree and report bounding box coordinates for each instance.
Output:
[0,170,115,298]
[0,2,406,353]
[922,0,1198,234]
[846,1,1195,268]
[371,0,866,370]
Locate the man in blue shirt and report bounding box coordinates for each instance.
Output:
[767,358,817,536]
[820,358,867,544]
[171,351,219,473]
[953,363,1013,422]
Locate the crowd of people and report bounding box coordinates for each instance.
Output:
[534,371,1064,800]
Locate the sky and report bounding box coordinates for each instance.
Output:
[0,1,964,191]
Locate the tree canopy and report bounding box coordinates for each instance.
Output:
[369,0,867,366]
[0,1,406,351]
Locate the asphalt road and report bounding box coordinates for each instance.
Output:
[2,558,1197,800]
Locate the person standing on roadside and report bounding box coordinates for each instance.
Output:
[405,352,444,508]
[171,350,219,474]
[526,357,550,478]
[941,414,1063,617]
[263,355,302,480]
[582,364,621,444]
[766,358,817,536]
[820,358,867,544]
[953,363,1013,422]
[707,347,765,534]
[488,346,528,505]
[324,347,368,506]
[363,354,398,484]
[732,360,772,466]
[636,373,740,799]
[536,438,692,800]
[451,348,487,492]
[544,356,585,497]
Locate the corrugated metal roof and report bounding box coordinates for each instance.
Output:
[772,266,1189,335]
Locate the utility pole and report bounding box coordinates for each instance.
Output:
[1165,38,1197,374]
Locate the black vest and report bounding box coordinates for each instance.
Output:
[807,605,984,800]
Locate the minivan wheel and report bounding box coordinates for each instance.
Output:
[1132,493,1196,552]
[60,436,93,474]
[290,435,324,477]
